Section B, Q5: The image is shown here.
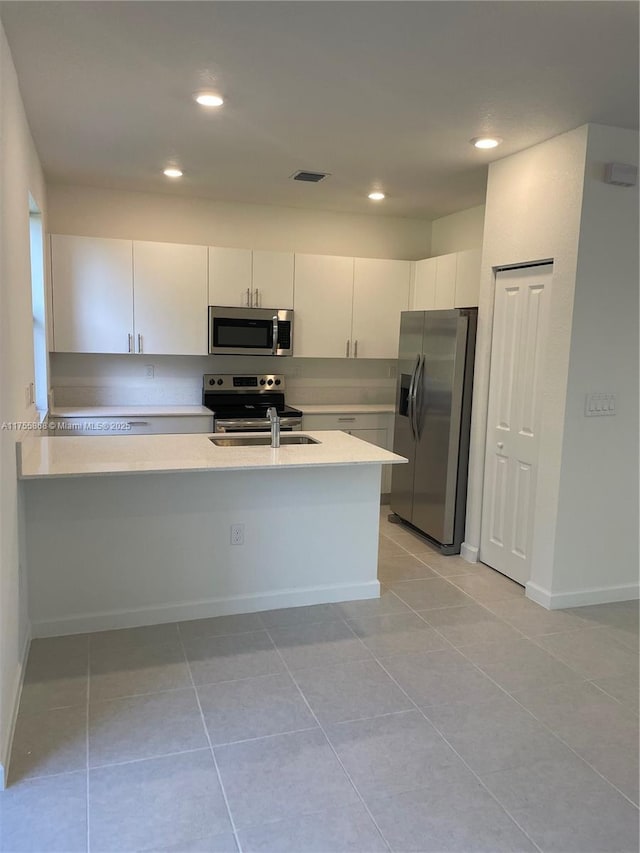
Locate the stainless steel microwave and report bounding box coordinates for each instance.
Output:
[208,306,294,356]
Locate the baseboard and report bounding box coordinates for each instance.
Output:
[460,542,479,563]
[31,581,381,638]
[0,627,31,790]
[526,580,639,611]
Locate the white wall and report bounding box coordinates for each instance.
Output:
[431,204,485,255]
[47,183,432,260]
[0,22,47,785]
[463,125,588,597]
[552,125,639,600]
[51,353,397,408]
[464,123,639,609]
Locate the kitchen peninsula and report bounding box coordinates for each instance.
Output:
[19,431,405,637]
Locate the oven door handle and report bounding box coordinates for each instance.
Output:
[272,315,279,355]
[214,417,302,432]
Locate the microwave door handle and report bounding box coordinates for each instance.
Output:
[407,354,420,440]
[272,315,279,355]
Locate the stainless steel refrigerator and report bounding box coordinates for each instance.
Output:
[390,309,477,554]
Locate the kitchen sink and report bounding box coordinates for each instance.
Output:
[210,434,321,447]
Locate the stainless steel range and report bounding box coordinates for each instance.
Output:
[202,374,303,433]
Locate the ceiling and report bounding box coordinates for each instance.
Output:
[1,1,638,220]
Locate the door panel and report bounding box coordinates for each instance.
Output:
[293,254,354,357]
[51,235,133,353]
[390,312,424,523]
[352,258,411,358]
[411,311,463,543]
[480,264,552,584]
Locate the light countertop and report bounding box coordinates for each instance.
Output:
[49,405,213,418]
[293,403,395,415]
[19,431,407,480]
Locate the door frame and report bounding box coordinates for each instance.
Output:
[461,259,553,575]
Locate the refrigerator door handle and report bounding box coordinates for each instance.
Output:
[415,354,426,438]
[408,354,420,440]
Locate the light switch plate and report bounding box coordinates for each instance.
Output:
[585,392,616,417]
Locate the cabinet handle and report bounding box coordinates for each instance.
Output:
[354,340,358,358]
[137,333,143,354]
[346,340,350,358]
[338,417,356,422]
[128,333,133,353]
[255,288,259,308]
[246,288,251,307]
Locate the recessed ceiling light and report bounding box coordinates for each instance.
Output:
[471,137,502,149]
[368,191,385,201]
[194,92,224,108]
[163,167,183,178]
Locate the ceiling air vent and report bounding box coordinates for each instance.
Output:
[291,170,330,183]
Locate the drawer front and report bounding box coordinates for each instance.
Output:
[49,415,213,436]
[302,412,390,431]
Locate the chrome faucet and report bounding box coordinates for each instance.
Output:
[267,406,280,448]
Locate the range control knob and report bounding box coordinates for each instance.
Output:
[217,379,224,386]
[274,379,281,386]
[259,379,266,386]
[209,379,215,386]
[267,379,274,386]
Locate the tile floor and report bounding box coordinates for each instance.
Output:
[1,510,638,852]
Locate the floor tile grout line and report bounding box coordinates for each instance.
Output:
[176,627,244,853]
[355,638,545,850]
[383,587,640,810]
[587,678,640,715]
[262,628,394,853]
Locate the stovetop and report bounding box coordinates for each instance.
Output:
[202,373,302,420]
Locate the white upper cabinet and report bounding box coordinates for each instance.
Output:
[352,258,411,358]
[294,254,354,357]
[411,257,437,310]
[133,242,208,356]
[454,248,481,307]
[409,249,480,311]
[51,235,134,353]
[434,252,457,309]
[208,247,252,307]
[252,250,294,308]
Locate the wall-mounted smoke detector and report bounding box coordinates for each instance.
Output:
[291,170,330,183]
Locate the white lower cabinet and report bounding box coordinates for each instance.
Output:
[302,412,394,494]
[49,415,213,436]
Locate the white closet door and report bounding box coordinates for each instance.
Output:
[133,241,208,356]
[352,258,411,359]
[480,264,552,584]
[51,235,133,353]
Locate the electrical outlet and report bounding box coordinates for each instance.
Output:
[230,523,244,545]
[145,364,154,379]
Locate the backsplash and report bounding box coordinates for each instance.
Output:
[50,354,397,407]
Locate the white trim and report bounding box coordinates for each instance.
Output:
[526,580,639,611]
[460,541,479,563]
[31,581,381,638]
[0,627,31,790]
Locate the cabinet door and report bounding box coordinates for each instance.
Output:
[208,247,252,307]
[454,249,481,308]
[293,254,354,357]
[252,250,294,308]
[412,258,437,310]
[350,427,391,493]
[133,242,208,356]
[434,253,457,309]
[51,235,133,353]
[352,259,410,358]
